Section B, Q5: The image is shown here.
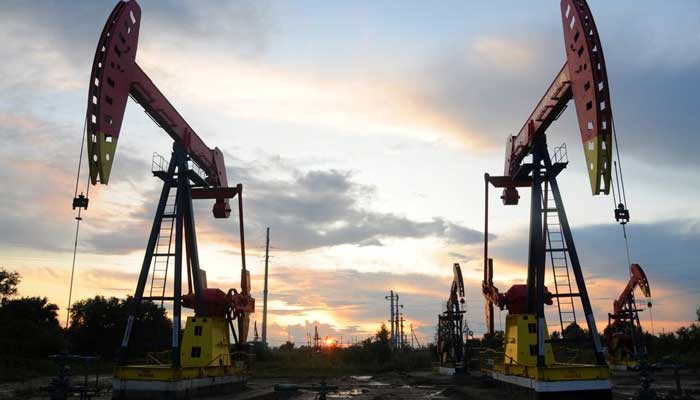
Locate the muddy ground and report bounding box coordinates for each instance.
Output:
[2,368,698,399]
[232,369,700,400]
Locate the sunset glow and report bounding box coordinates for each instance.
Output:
[0,1,698,350]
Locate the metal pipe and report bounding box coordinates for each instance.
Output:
[238,184,247,284]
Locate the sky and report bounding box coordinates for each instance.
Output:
[0,0,698,346]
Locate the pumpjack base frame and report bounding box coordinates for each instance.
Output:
[488,370,611,399]
[112,365,247,400]
[480,313,611,398]
[482,363,611,399]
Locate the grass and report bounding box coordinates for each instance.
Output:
[250,347,433,379]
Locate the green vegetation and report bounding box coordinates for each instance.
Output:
[0,269,171,382]
[67,295,171,360]
[0,268,21,301]
[0,295,64,381]
[644,324,700,368]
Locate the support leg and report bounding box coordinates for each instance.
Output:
[544,152,606,365]
[181,170,204,309]
[172,150,187,367]
[118,154,177,364]
[528,139,548,367]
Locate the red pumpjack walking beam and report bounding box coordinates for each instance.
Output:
[84,0,230,217]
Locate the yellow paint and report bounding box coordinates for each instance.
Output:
[582,134,611,196]
[503,314,554,367]
[482,313,611,382]
[114,316,248,382]
[180,316,231,368]
[88,131,117,184]
[113,364,246,381]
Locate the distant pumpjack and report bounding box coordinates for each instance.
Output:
[604,263,652,367]
[437,263,466,374]
[313,325,321,352]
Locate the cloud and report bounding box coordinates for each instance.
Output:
[0,107,485,256]
[212,266,457,344]
[489,218,700,287]
[141,0,271,58]
[1,1,697,344]
[209,159,486,251]
[485,218,700,325]
[448,252,472,263]
[0,111,154,255]
[1,1,697,170]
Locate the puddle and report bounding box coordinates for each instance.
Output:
[328,388,366,398]
[426,388,448,398]
[350,376,373,381]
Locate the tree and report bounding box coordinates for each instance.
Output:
[696,305,699,322]
[0,268,21,303]
[562,322,588,342]
[375,323,390,344]
[483,331,504,349]
[0,296,63,357]
[68,296,171,360]
[279,341,295,351]
[373,323,391,364]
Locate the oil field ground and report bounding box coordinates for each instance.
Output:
[2,369,699,399]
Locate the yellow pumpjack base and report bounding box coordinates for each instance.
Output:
[481,314,612,399]
[112,316,248,400]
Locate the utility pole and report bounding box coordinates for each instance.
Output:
[395,298,402,349]
[261,227,270,346]
[410,324,414,348]
[314,325,321,351]
[385,290,396,349]
[399,314,405,349]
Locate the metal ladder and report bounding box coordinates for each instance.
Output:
[543,181,578,333]
[148,190,177,305]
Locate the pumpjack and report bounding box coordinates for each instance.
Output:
[75,1,254,398]
[437,263,466,375]
[604,263,652,368]
[480,0,627,398]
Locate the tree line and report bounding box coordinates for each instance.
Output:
[0,268,171,380]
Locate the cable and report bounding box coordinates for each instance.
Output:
[611,116,628,207]
[73,117,87,198]
[611,170,618,208]
[66,117,88,329]
[66,211,82,328]
[611,117,633,271]
[621,225,631,270]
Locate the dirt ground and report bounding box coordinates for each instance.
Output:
[2,368,698,399]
